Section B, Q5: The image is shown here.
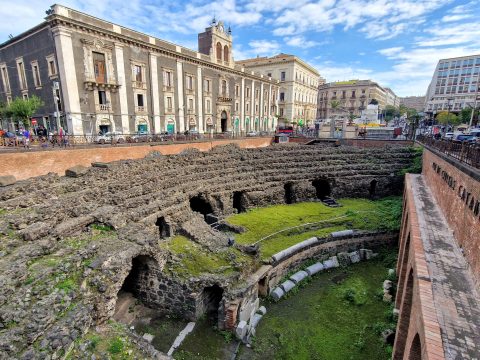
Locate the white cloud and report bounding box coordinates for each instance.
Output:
[248,39,281,57]
[378,47,404,57]
[284,36,322,48]
[441,14,473,22]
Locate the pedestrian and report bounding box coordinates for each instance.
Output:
[23,128,30,149]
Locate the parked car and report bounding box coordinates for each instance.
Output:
[443,132,454,140]
[455,134,475,143]
[97,132,126,144]
[246,131,258,137]
[128,132,153,143]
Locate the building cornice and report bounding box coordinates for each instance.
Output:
[46,12,278,86]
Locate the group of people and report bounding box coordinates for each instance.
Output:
[0,126,70,149]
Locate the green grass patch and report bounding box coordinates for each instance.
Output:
[399,146,423,175]
[55,278,78,293]
[226,198,402,260]
[160,236,253,278]
[239,256,396,360]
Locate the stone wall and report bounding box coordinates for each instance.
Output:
[0,137,272,181]
[422,147,480,287]
[265,231,398,292]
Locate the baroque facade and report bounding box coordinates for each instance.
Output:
[317,79,389,120]
[236,54,320,126]
[0,5,279,135]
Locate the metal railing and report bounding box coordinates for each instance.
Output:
[417,135,480,169]
[0,131,276,151]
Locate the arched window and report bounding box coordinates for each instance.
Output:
[222,80,227,96]
[224,45,229,62]
[216,42,222,61]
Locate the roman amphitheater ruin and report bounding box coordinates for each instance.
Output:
[0,140,479,359]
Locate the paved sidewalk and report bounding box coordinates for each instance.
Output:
[412,174,480,359]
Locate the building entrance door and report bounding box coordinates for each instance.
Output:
[221,111,228,132]
[99,124,109,134]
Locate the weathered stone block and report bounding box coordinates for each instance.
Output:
[236,320,248,340]
[257,306,267,316]
[289,270,308,284]
[323,256,339,269]
[65,165,89,177]
[337,252,351,267]
[349,251,361,263]
[19,222,50,241]
[271,287,285,301]
[383,280,393,291]
[91,162,111,168]
[280,280,296,293]
[142,333,154,343]
[249,313,263,330]
[0,175,16,187]
[360,249,374,260]
[305,262,324,276]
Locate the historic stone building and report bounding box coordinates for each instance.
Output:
[399,96,426,112]
[0,5,279,135]
[317,79,388,120]
[236,54,320,126]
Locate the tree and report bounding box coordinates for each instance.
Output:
[384,105,398,121]
[436,111,460,126]
[8,96,44,129]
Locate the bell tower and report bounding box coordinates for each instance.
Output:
[198,18,234,68]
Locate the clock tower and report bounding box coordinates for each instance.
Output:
[198,18,234,68]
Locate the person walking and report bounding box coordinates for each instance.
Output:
[23,128,30,149]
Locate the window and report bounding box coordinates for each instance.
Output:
[221,80,227,96]
[16,60,27,90]
[351,90,356,98]
[235,102,239,112]
[206,99,211,112]
[55,89,62,111]
[134,65,142,82]
[163,70,173,87]
[0,64,10,93]
[98,90,107,105]
[137,94,144,107]
[31,61,41,87]
[280,92,285,101]
[246,103,249,112]
[280,108,284,116]
[216,42,222,61]
[235,85,239,97]
[224,45,229,62]
[203,79,211,92]
[342,91,346,99]
[166,96,172,110]
[281,71,286,81]
[93,52,106,83]
[46,55,57,77]
[267,72,272,77]
[255,104,259,113]
[188,98,194,110]
[23,93,28,100]
[246,87,250,98]
[255,89,259,98]
[186,75,193,90]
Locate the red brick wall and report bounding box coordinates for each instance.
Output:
[393,175,445,360]
[0,138,272,181]
[422,149,480,287]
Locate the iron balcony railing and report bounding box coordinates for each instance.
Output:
[416,135,480,169]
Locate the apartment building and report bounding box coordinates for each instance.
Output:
[0,5,279,135]
[236,54,320,125]
[317,79,387,120]
[399,96,426,112]
[424,55,480,115]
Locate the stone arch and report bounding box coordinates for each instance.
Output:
[223,45,229,62]
[369,179,378,198]
[135,117,148,133]
[312,178,331,200]
[233,191,247,213]
[393,269,414,359]
[96,117,115,135]
[156,216,171,239]
[284,182,296,204]
[408,333,422,360]
[201,284,224,321]
[216,42,222,61]
[114,254,159,321]
[190,194,215,223]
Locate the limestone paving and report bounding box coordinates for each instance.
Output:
[411,175,480,359]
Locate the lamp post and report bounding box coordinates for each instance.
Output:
[447,97,454,133]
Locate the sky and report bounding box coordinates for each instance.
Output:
[1,0,479,97]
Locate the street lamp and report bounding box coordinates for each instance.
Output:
[446,97,454,132]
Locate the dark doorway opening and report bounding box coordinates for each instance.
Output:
[120,255,154,295]
[408,333,422,360]
[190,195,214,223]
[369,179,378,198]
[221,111,228,132]
[284,182,296,204]
[312,178,331,200]
[202,285,224,320]
[156,216,171,239]
[233,191,247,213]
[258,276,268,297]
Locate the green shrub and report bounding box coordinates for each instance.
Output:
[107,337,124,354]
[343,288,356,303]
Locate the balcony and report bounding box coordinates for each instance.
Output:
[217,96,232,103]
[165,107,174,114]
[98,104,110,112]
[186,108,195,114]
[163,85,174,92]
[185,88,195,95]
[135,106,146,113]
[84,77,120,92]
[132,81,147,90]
